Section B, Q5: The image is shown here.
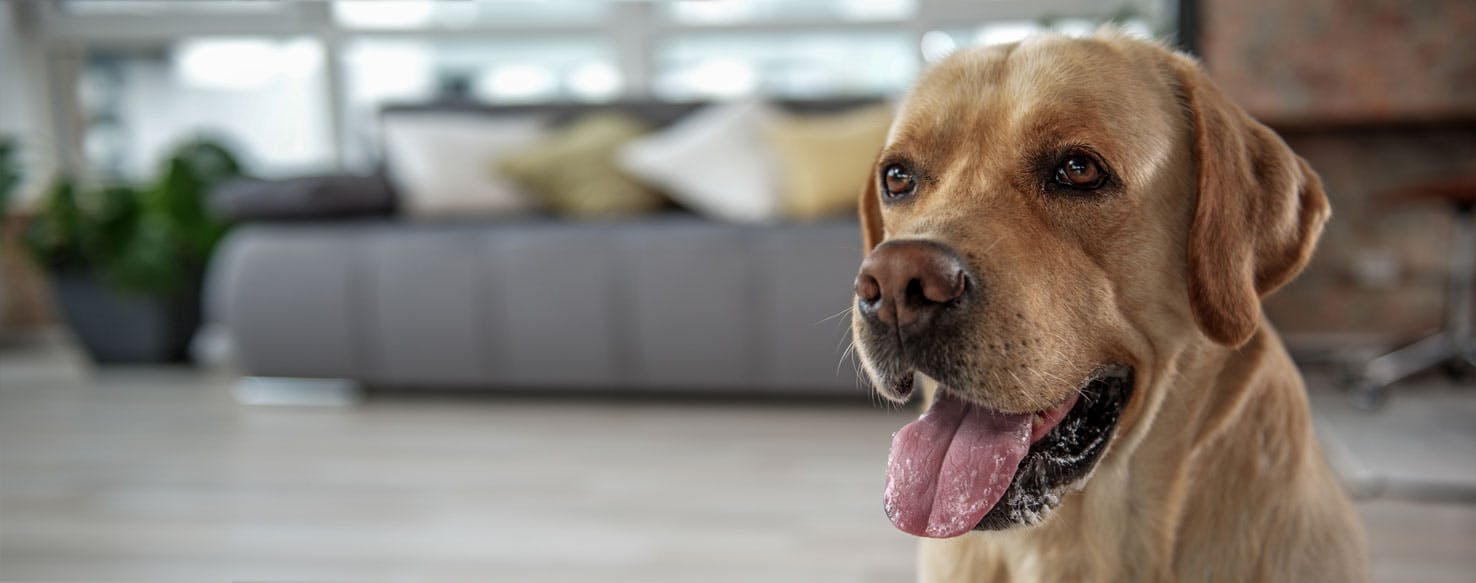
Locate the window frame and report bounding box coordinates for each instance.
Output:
[15,0,1177,174]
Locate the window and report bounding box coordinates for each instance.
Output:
[655,33,916,100]
[26,0,1178,177]
[339,39,616,166]
[81,38,334,180]
[665,0,916,25]
[920,13,1159,64]
[60,1,286,15]
[332,0,608,29]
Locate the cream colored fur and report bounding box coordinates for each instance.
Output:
[855,33,1369,582]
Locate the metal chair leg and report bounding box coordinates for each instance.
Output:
[1349,206,1475,410]
[1350,333,1455,410]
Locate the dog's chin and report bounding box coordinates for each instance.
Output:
[879,364,1135,536]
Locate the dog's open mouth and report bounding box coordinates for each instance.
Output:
[884,365,1135,538]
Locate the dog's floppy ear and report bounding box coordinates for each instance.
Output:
[859,159,885,253]
[1173,57,1330,347]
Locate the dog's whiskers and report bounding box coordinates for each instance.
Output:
[837,340,857,375]
[817,304,855,325]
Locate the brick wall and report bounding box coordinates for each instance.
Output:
[1202,0,1476,343]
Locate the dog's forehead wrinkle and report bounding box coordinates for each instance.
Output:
[998,37,1180,186]
[904,38,1183,196]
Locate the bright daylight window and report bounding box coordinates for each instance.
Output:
[82,38,334,180]
[60,0,286,14]
[654,33,917,100]
[332,0,608,29]
[664,0,917,24]
[920,14,1158,64]
[52,0,1174,175]
[339,38,617,166]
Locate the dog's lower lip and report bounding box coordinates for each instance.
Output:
[972,365,1136,531]
[1029,392,1080,444]
[894,374,915,398]
[1027,364,1133,442]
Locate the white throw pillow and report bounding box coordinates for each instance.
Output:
[617,100,783,224]
[382,113,546,219]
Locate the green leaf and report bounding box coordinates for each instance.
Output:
[0,138,20,210]
[25,137,245,297]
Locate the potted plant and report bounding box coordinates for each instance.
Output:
[0,138,18,208]
[0,138,20,333]
[24,139,242,363]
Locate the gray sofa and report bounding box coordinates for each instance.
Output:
[206,99,875,395]
[207,216,863,393]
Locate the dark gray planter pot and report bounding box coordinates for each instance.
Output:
[50,270,201,363]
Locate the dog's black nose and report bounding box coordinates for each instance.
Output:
[855,240,969,330]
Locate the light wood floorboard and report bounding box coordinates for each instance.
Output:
[2,337,1472,581]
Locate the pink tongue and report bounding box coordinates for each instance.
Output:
[884,391,1032,538]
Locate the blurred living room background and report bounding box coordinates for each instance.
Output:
[0,0,1471,581]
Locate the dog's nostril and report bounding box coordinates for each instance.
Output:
[921,270,968,304]
[907,270,965,305]
[905,278,925,302]
[855,273,882,302]
[856,239,971,328]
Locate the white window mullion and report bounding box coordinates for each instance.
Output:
[610,0,652,99]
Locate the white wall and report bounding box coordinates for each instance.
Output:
[0,3,58,209]
[109,50,335,180]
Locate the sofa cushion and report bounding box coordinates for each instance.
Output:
[617,100,783,224]
[209,174,395,221]
[382,112,546,219]
[208,217,866,392]
[499,113,666,219]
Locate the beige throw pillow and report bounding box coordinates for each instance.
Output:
[763,104,894,220]
[500,113,665,218]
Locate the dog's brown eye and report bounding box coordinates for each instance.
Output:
[1054,155,1106,189]
[882,164,916,199]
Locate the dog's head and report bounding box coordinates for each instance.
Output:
[851,33,1328,537]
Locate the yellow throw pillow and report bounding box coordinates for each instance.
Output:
[499,113,666,218]
[764,104,894,220]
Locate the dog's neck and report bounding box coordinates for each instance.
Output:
[921,325,1365,582]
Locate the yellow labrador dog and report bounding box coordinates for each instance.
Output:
[851,33,1368,582]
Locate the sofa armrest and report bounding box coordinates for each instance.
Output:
[209,174,396,222]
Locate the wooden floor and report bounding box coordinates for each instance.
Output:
[2,336,1473,582]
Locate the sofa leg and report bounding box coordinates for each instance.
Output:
[233,376,363,406]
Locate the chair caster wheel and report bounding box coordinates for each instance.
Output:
[1440,360,1472,382]
[1350,381,1387,411]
